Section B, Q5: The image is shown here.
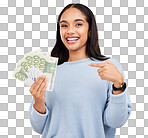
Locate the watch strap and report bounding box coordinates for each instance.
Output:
[112,82,126,91]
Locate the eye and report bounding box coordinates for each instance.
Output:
[76,23,82,26]
[61,25,68,28]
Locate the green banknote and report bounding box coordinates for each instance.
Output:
[13,49,58,91]
[42,55,58,91]
[13,63,34,86]
[24,50,43,81]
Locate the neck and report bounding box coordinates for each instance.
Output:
[67,56,89,62]
[67,52,89,62]
[67,44,89,62]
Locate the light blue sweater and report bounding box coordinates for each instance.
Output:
[29,57,132,138]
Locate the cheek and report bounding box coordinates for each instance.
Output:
[81,30,89,42]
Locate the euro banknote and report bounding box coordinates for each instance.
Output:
[13,49,58,91]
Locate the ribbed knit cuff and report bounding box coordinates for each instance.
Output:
[30,103,49,118]
[110,88,127,104]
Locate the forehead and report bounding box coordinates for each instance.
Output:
[60,8,87,22]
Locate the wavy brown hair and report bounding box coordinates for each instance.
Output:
[51,3,110,65]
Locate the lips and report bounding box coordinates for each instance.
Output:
[66,36,80,44]
[66,37,80,41]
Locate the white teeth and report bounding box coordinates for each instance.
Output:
[67,38,79,41]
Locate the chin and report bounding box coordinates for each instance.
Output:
[64,44,79,49]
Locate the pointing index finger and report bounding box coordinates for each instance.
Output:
[88,62,105,68]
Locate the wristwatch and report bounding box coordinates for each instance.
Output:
[112,82,126,91]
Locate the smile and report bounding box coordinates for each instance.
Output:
[66,37,80,44]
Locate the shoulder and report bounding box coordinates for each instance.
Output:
[108,58,121,67]
[108,58,125,76]
[91,57,121,66]
[97,57,124,72]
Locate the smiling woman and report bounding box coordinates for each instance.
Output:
[29,3,132,138]
[51,3,110,65]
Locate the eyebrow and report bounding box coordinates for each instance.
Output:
[59,19,85,24]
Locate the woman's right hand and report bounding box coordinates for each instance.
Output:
[29,75,48,113]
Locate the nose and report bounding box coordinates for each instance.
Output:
[67,26,75,34]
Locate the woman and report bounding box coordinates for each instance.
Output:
[29,3,132,138]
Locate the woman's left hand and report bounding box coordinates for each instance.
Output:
[88,60,124,87]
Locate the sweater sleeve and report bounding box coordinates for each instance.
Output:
[103,59,132,128]
[28,96,49,134]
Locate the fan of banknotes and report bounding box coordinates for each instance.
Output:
[13,49,58,91]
